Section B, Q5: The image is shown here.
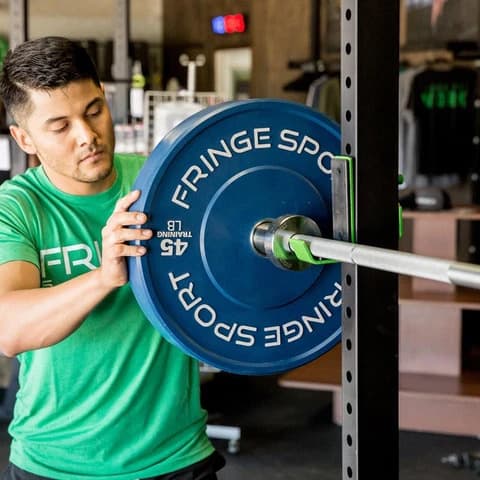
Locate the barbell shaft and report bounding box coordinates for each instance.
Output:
[258,225,480,290]
[303,235,480,289]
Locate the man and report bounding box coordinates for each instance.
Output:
[0,36,224,480]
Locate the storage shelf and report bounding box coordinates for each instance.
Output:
[279,344,480,397]
[402,207,480,220]
[401,370,480,398]
[279,344,480,436]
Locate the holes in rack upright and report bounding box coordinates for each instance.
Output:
[343,5,356,477]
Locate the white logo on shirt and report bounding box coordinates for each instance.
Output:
[40,241,101,287]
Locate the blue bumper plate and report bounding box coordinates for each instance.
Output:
[128,99,342,375]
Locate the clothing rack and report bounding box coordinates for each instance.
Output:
[398,51,480,199]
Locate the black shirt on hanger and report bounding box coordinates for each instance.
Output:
[410,66,477,177]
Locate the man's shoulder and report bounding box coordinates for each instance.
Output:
[114,152,147,181]
[0,167,42,201]
[114,152,147,168]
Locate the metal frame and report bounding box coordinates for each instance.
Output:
[9,0,27,49]
[112,0,130,124]
[8,0,28,177]
[341,2,399,479]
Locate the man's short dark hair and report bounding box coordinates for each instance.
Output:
[0,36,101,123]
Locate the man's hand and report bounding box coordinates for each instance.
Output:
[98,189,152,288]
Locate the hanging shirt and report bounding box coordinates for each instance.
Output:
[410,66,477,177]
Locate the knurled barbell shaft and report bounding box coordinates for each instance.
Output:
[295,234,480,289]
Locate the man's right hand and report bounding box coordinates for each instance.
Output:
[98,189,153,289]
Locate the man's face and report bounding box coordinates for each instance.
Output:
[11,79,116,195]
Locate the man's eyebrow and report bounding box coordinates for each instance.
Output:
[44,114,68,126]
[85,97,104,111]
[44,97,104,125]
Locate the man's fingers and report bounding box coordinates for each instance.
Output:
[103,226,152,244]
[112,189,141,214]
[110,244,147,257]
[106,211,148,228]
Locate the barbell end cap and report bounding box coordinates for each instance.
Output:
[448,264,480,290]
[250,219,272,257]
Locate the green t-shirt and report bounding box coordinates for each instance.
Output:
[0,154,213,479]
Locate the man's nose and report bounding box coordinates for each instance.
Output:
[75,120,98,147]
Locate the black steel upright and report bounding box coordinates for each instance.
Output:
[341,1,400,479]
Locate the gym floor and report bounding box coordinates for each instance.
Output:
[0,374,478,479]
[204,374,479,480]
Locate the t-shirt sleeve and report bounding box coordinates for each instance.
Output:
[0,192,39,268]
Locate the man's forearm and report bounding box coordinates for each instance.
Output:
[0,269,116,356]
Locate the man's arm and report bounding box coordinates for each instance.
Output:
[0,190,152,357]
[0,261,116,356]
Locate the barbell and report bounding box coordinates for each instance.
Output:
[128,99,480,375]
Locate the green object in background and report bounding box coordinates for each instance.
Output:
[0,37,8,71]
[131,60,146,88]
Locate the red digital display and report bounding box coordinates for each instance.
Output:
[211,13,246,35]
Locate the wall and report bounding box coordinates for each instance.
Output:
[250,0,311,102]
[0,0,319,103]
[0,1,162,42]
[162,0,313,103]
[405,0,480,50]
[162,0,251,92]
[0,1,164,87]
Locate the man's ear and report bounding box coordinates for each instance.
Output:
[9,125,37,155]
